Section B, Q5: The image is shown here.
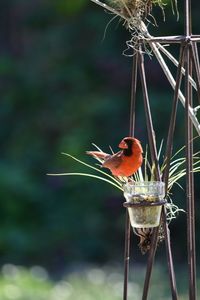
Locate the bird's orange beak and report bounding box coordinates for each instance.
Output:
[118,139,128,149]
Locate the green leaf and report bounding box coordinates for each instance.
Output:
[48,172,123,191]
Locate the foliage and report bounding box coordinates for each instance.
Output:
[0,264,195,300]
[54,141,200,224]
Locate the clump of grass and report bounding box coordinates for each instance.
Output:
[102,0,179,55]
[108,0,166,20]
[48,140,200,225]
[107,0,178,22]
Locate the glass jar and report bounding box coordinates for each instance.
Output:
[123,181,166,228]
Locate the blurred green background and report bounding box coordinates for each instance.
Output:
[0,0,200,298]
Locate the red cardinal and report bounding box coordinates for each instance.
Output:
[86,137,143,177]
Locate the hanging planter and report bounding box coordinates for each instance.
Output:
[123,181,166,228]
[49,138,200,251]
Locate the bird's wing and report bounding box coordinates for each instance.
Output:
[102,151,122,169]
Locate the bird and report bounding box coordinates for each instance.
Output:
[86,137,143,177]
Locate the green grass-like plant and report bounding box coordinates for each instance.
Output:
[49,140,200,223]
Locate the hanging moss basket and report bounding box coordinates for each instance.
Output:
[123,181,166,228]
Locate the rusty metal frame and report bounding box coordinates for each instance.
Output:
[123,0,198,299]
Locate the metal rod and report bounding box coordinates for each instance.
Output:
[193,43,200,73]
[129,53,138,135]
[185,43,197,300]
[185,0,192,36]
[138,48,180,300]
[163,44,186,188]
[161,45,186,300]
[143,36,200,43]
[149,41,200,135]
[190,43,200,104]
[123,53,139,300]
[123,211,131,300]
[191,34,200,38]
[142,226,159,300]
[193,42,200,104]
[184,1,197,293]
[138,52,161,181]
[144,35,186,43]
[162,210,178,300]
[138,50,161,300]
[157,43,197,91]
[191,38,200,42]
[143,36,200,44]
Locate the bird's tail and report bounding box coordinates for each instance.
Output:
[86,151,109,160]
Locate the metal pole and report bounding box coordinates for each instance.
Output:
[185,42,197,300]
[123,53,138,300]
[129,53,138,135]
[161,44,187,300]
[138,49,180,300]
[185,0,192,37]
[138,52,161,180]
[184,0,197,298]
[190,43,200,104]
[138,51,161,300]
[163,44,186,188]
[123,211,131,300]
